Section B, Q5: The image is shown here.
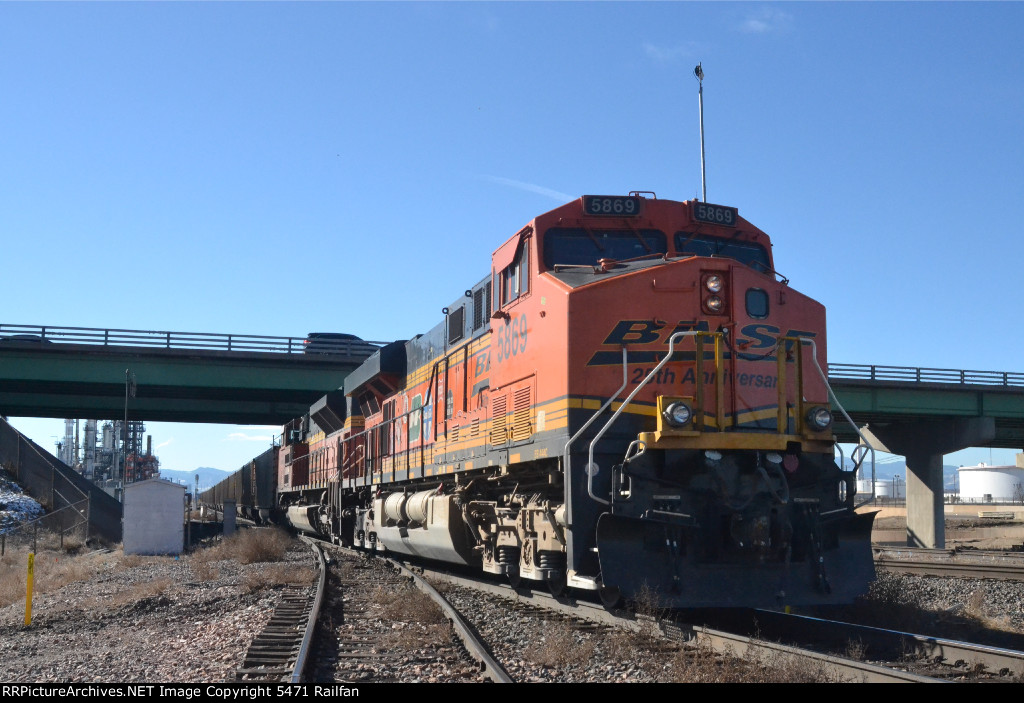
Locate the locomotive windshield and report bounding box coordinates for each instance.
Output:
[543,228,667,268]
[675,232,771,272]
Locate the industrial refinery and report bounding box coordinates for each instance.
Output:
[55,418,160,495]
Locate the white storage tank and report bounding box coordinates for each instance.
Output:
[855,478,904,500]
[123,478,186,555]
[957,464,1024,503]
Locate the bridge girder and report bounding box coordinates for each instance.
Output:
[0,344,364,425]
[830,380,1024,449]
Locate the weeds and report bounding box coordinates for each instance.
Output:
[844,637,867,660]
[369,583,446,625]
[963,587,1015,632]
[240,564,316,592]
[189,559,219,582]
[0,546,101,608]
[529,620,596,668]
[108,577,173,609]
[189,527,292,568]
[663,638,850,683]
[368,582,450,651]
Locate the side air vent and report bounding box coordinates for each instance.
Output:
[491,394,507,446]
[448,306,465,344]
[473,288,485,330]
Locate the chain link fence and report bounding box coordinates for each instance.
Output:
[0,418,122,545]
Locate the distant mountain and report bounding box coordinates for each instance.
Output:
[159,467,232,493]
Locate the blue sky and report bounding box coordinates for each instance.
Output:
[2,2,1023,473]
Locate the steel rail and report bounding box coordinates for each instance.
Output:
[235,535,326,682]
[385,557,514,683]
[875,557,1024,581]
[660,620,942,683]
[748,609,1024,679]
[292,537,328,683]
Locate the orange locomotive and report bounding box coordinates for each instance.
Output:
[278,192,874,608]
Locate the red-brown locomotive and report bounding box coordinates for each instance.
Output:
[204,193,874,608]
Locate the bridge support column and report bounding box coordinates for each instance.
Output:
[860,418,995,549]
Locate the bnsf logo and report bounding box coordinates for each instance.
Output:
[587,320,817,366]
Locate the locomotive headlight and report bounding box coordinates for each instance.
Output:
[806,406,833,430]
[705,275,723,293]
[663,401,693,427]
[705,295,723,313]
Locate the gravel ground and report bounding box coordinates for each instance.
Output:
[438,582,672,683]
[0,534,314,683]
[3,534,1024,683]
[848,570,1024,650]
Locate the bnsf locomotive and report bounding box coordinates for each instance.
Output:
[223,193,875,608]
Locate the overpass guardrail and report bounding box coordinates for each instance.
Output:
[0,324,385,357]
[827,363,1024,388]
[3,323,1023,388]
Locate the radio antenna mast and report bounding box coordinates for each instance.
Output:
[694,62,706,202]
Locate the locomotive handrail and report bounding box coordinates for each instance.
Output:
[337,401,428,486]
[586,331,699,506]
[564,348,629,508]
[805,340,876,509]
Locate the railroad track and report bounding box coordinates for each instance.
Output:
[875,546,1024,581]
[309,543,504,683]
[235,536,326,682]
[409,562,945,683]
[386,558,512,683]
[702,608,1024,681]
[230,538,1022,683]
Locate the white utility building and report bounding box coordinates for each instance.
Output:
[123,478,186,555]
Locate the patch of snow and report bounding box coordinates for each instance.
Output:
[0,472,45,530]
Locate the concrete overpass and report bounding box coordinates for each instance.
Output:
[826,363,1024,550]
[0,324,381,424]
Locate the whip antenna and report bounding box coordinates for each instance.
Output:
[694,62,706,202]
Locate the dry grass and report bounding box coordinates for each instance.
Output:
[33,532,88,555]
[189,527,292,569]
[598,624,675,663]
[663,639,850,683]
[369,583,446,624]
[107,576,173,609]
[632,583,669,622]
[844,638,867,660]
[368,582,450,650]
[529,620,597,668]
[228,528,293,564]
[0,547,102,608]
[963,587,1016,632]
[240,564,316,592]
[189,559,219,581]
[855,573,1024,639]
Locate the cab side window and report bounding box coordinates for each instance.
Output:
[501,243,529,306]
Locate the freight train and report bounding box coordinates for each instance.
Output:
[202,193,875,609]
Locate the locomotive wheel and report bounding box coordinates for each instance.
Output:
[597,578,623,609]
[546,571,567,598]
[507,571,523,589]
